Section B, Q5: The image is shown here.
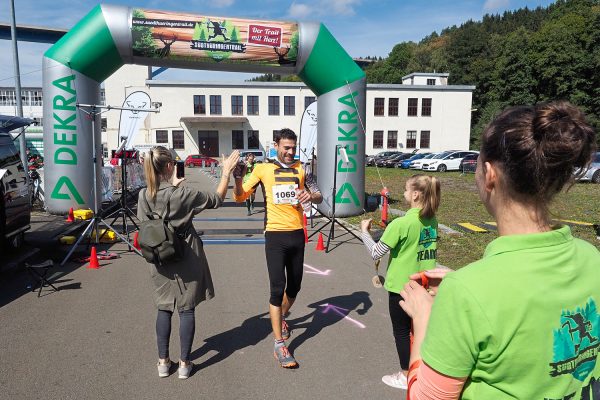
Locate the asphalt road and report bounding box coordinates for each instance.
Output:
[0,168,406,399]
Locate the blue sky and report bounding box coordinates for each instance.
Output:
[0,0,555,86]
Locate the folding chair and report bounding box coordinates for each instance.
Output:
[25,260,60,297]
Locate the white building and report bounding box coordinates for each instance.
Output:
[1,66,475,159]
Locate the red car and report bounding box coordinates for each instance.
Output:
[184,154,219,167]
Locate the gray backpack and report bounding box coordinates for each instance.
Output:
[138,188,185,265]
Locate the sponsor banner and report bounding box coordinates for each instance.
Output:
[299,100,317,164]
[119,91,152,150]
[132,9,298,66]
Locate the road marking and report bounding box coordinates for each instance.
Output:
[304,263,331,276]
[319,303,365,328]
[455,223,488,233]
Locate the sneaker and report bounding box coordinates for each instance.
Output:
[381,371,407,389]
[247,210,252,216]
[274,343,298,368]
[178,361,194,379]
[157,359,171,378]
[281,319,291,340]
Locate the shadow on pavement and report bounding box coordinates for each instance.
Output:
[190,312,271,368]
[287,291,372,354]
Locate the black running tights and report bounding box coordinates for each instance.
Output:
[388,292,411,370]
[156,308,195,362]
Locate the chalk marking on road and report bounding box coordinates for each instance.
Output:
[319,303,366,328]
[303,263,331,276]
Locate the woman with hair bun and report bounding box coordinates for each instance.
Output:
[399,101,600,399]
[137,146,239,379]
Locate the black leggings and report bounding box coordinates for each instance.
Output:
[156,308,195,362]
[389,292,411,370]
[265,229,305,307]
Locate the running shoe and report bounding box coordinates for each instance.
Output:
[274,343,298,368]
[157,359,171,378]
[381,371,407,389]
[281,319,291,340]
[178,361,194,379]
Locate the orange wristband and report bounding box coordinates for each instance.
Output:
[420,272,429,289]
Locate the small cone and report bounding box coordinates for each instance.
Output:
[303,214,308,243]
[66,207,75,223]
[88,246,100,269]
[133,231,141,250]
[315,232,325,251]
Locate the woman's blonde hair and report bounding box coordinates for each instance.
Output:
[408,174,441,219]
[143,146,173,203]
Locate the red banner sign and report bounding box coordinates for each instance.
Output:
[247,24,282,47]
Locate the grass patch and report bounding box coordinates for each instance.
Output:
[344,167,600,269]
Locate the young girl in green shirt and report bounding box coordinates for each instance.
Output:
[361,174,441,390]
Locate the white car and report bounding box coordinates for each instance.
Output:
[422,151,478,172]
[409,153,439,170]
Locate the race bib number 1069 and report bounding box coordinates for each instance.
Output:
[273,184,298,205]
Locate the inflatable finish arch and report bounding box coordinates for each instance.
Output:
[43,4,365,216]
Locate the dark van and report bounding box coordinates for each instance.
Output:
[0,133,30,248]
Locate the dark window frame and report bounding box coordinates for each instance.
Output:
[247,130,259,149]
[420,130,431,148]
[406,130,417,148]
[422,98,432,117]
[304,96,316,110]
[284,96,295,115]
[374,97,385,116]
[373,130,384,149]
[232,129,244,149]
[194,95,206,115]
[231,95,243,115]
[387,130,398,149]
[247,95,259,115]
[209,95,222,115]
[172,130,185,150]
[268,96,280,116]
[156,130,168,143]
[407,98,418,117]
[388,98,399,116]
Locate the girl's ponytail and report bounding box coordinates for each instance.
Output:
[410,175,441,219]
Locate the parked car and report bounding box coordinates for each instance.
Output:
[422,150,479,172]
[459,153,479,173]
[384,153,413,168]
[184,154,219,167]
[367,151,401,166]
[575,151,600,183]
[398,153,430,169]
[409,153,439,170]
[0,133,30,249]
[239,150,266,163]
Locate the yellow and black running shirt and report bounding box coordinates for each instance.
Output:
[234,161,319,232]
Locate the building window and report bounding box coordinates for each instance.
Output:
[209,95,221,115]
[374,98,384,116]
[232,130,244,149]
[406,130,417,148]
[268,96,280,115]
[420,130,431,148]
[231,95,243,115]
[388,98,398,116]
[272,130,280,141]
[422,98,432,116]
[100,90,106,106]
[373,130,383,149]
[101,118,107,132]
[0,89,16,106]
[427,79,436,85]
[387,131,398,149]
[102,143,109,159]
[172,130,185,150]
[156,130,168,143]
[407,98,418,116]
[30,90,43,106]
[247,130,259,149]
[193,95,206,114]
[284,96,295,115]
[247,96,259,115]
[304,96,316,109]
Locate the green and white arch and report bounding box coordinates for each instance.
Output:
[43,4,365,216]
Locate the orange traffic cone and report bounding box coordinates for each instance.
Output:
[66,207,75,223]
[88,246,99,269]
[315,232,325,251]
[133,231,141,250]
[303,214,309,243]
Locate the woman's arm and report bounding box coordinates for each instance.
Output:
[216,151,240,201]
[360,218,392,260]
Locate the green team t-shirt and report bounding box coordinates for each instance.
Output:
[421,225,600,399]
[379,207,438,293]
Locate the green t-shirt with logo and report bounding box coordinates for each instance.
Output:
[379,207,438,293]
[421,225,600,399]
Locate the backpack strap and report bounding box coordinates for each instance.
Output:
[143,187,177,221]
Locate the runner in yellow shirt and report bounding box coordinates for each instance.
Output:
[233,128,322,368]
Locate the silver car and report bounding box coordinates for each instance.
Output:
[575,152,600,183]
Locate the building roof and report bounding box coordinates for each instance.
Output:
[402,72,450,80]
[180,116,249,124]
